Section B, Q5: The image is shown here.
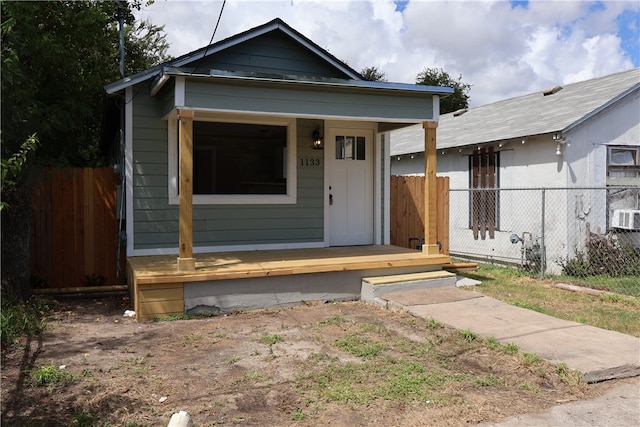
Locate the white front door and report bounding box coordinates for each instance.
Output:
[327,127,374,246]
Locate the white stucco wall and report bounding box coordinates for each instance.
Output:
[389,93,639,273]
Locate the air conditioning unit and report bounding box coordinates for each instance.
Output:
[611,209,640,230]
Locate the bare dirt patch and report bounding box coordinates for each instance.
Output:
[1,296,618,426]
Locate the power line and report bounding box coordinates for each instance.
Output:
[192,0,226,75]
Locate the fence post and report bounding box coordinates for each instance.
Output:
[541,188,546,278]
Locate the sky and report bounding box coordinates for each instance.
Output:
[135,0,640,107]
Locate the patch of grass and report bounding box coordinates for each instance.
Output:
[260,334,284,346]
[485,336,500,350]
[425,317,444,330]
[459,329,478,343]
[1,296,52,347]
[335,335,386,358]
[291,408,306,420]
[226,356,242,365]
[153,311,218,321]
[475,373,502,387]
[521,352,542,365]
[465,264,640,337]
[519,382,540,393]
[320,316,349,325]
[556,362,582,386]
[32,364,75,387]
[502,343,519,355]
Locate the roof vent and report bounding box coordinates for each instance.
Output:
[543,85,563,96]
[452,108,468,117]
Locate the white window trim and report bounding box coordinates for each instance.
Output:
[168,111,297,205]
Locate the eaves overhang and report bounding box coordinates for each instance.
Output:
[153,66,454,98]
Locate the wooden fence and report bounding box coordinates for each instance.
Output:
[390,175,449,255]
[31,168,125,288]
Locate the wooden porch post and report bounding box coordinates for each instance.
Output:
[177,109,196,271]
[423,121,440,255]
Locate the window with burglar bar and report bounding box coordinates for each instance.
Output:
[469,147,500,239]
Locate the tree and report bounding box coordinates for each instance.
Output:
[415,67,472,114]
[1,1,170,167]
[361,66,387,82]
[0,1,169,300]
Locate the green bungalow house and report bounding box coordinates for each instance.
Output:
[104,18,454,320]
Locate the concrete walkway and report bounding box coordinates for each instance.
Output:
[375,287,640,426]
[379,287,640,382]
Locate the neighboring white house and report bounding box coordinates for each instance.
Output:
[390,68,640,272]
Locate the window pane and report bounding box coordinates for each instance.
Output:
[336,136,345,160]
[356,136,366,160]
[192,121,287,195]
[345,136,354,159]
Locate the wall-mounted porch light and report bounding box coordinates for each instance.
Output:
[312,125,323,149]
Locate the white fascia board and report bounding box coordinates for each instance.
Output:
[125,87,134,257]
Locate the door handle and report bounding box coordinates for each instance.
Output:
[329,194,333,205]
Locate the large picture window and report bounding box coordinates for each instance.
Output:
[193,122,287,195]
[168,114,297,205]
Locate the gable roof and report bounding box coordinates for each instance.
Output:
[391,68,640,156]
[105,18,363,95]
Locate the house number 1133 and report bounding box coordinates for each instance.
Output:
[300,158,321,167]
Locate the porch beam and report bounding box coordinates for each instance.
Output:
[423,121,440,255]
[177,109,196,271]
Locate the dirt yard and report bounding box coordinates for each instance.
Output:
[1,295,619,426]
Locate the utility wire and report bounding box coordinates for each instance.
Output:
[192,0,226,75]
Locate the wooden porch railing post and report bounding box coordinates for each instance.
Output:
[177,109,196,271]
[422,121,440,255]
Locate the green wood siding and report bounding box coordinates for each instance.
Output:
[131,94,325,250]
[190,31,350,79]
[185,80,433,121]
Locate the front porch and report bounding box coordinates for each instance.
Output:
[128,245,451,320]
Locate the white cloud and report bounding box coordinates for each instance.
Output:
[135,0,638,107]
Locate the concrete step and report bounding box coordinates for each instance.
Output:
[361,270,457,302]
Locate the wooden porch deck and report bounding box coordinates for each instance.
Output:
[128,245,450,285]
[127,245,450,320]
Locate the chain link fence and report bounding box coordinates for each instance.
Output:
[448,186,640,295]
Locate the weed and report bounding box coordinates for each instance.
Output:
[475,374,502,387]
[425,318,443,330]
[486,336,500,350]
[519,382,540,393]
[1,296,51,347]
[335,335,386,358]
[32,364,75,387]
[226,356,241,365]
[521,352,541,365]
[69,408,99,426]
[459,329,477,343]
[320,316,351,326]
[260,334,284,346]
[556,363,582,385]
[260,334,284,355]
[291,408,306,420]
[600,293,620,304]
[502,343,519,355]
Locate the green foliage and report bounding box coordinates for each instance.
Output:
[33,364,75,387]
[1,1,169,167]
[360,66,387,82]
[335,335,386,358]
[459,329,477,343]
[260,334,284,346]
[415,67,472,114]
[1,297,50,347]
[558,236,640,281]
[0,134,38,211]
